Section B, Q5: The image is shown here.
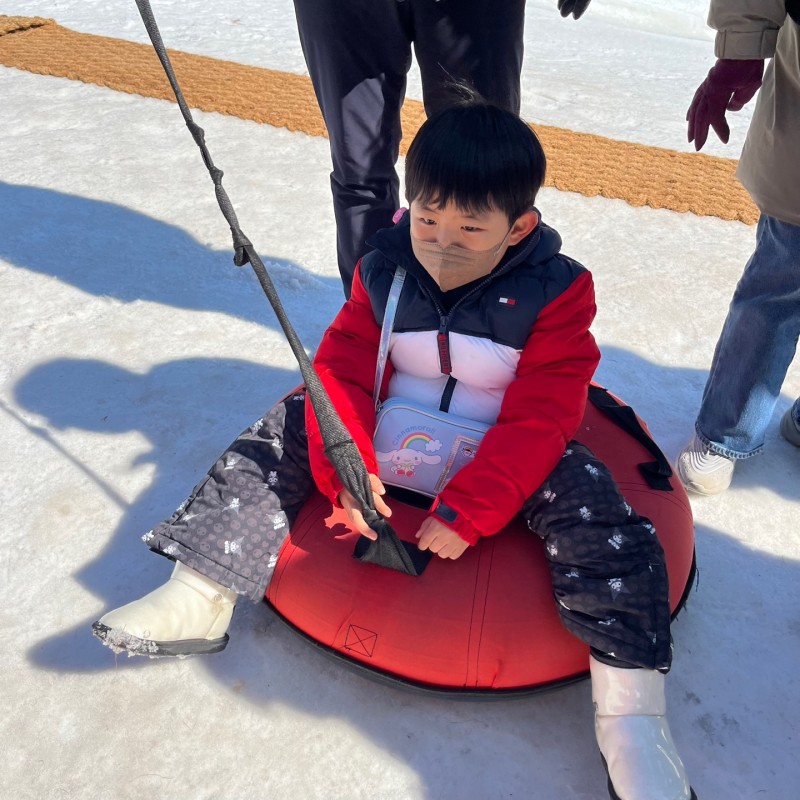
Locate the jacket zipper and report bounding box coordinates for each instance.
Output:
[409,227,538,376]
[425,270,505,377]
[436,315,452,375]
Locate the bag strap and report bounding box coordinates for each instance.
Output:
[587,384,674,491]
[374,267,456,413]
[439,376,457,413]
[373,267,406,409]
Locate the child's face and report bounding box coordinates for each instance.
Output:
[409,199,516,253]
[408,199,538,290]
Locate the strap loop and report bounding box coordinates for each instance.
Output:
[587,384,674,492]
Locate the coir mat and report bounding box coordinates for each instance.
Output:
[0,16,758,224]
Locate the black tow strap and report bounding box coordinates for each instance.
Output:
[133,0,429,576]
[587,385,674,491]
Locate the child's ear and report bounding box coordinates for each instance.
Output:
[508,209,539,245]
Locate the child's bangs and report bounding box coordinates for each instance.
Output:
[405,106,543,222]
[407,128,500,217]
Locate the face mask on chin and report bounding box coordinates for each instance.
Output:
[410,227,514,291]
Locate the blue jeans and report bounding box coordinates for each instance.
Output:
[696,214,800,458]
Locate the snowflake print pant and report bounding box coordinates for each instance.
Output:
[145,393,671,670]
[522,443,672,672]
[144,389,315,602]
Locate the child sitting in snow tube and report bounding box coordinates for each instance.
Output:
[93,96,696,800]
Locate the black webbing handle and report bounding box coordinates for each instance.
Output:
[133,0,429,575]
[587,384,674,491]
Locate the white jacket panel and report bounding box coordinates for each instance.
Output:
[387,330,521,424]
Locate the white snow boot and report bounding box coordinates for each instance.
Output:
[92,562,237,657]
[591,656,696,800]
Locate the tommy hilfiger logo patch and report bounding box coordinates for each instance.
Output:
[499,297,516,306]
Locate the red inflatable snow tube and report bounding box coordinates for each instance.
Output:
[265,384,695,696]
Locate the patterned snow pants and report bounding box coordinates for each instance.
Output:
[145,389,672,671]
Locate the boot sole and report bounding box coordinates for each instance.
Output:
[601,753,698,799]
[675,463,732,497]
[679,478,727,497]
[92,621,229,658]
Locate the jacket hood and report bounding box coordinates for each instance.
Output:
[365,209,563,281]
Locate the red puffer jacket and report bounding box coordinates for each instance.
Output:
[306,213,600,545]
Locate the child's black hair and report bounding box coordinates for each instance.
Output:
[404,90,546,223]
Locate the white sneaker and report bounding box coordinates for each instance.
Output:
[675,433,734,495]
[591,657,696,800]
[780,407,800,447]
[92,562,237,657]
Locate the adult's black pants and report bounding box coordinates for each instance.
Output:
[292,0,526,295]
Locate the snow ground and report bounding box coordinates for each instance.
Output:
[1,2,798,799]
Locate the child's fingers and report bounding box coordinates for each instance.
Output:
[338,489,356,512]
[348,507,378,541]
[341,485,383,538]
[438,539,467,560]
[416,525,436,551]
[373,492,392,518]
[368,473,387,495]
[368,473,392,518]
[416,520,468,560]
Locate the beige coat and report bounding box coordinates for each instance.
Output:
[709,0,800,225]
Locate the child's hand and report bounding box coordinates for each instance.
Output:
[338,473,392,541]
[415,517,469,560]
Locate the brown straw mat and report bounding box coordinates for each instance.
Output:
[0,17,757,224]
